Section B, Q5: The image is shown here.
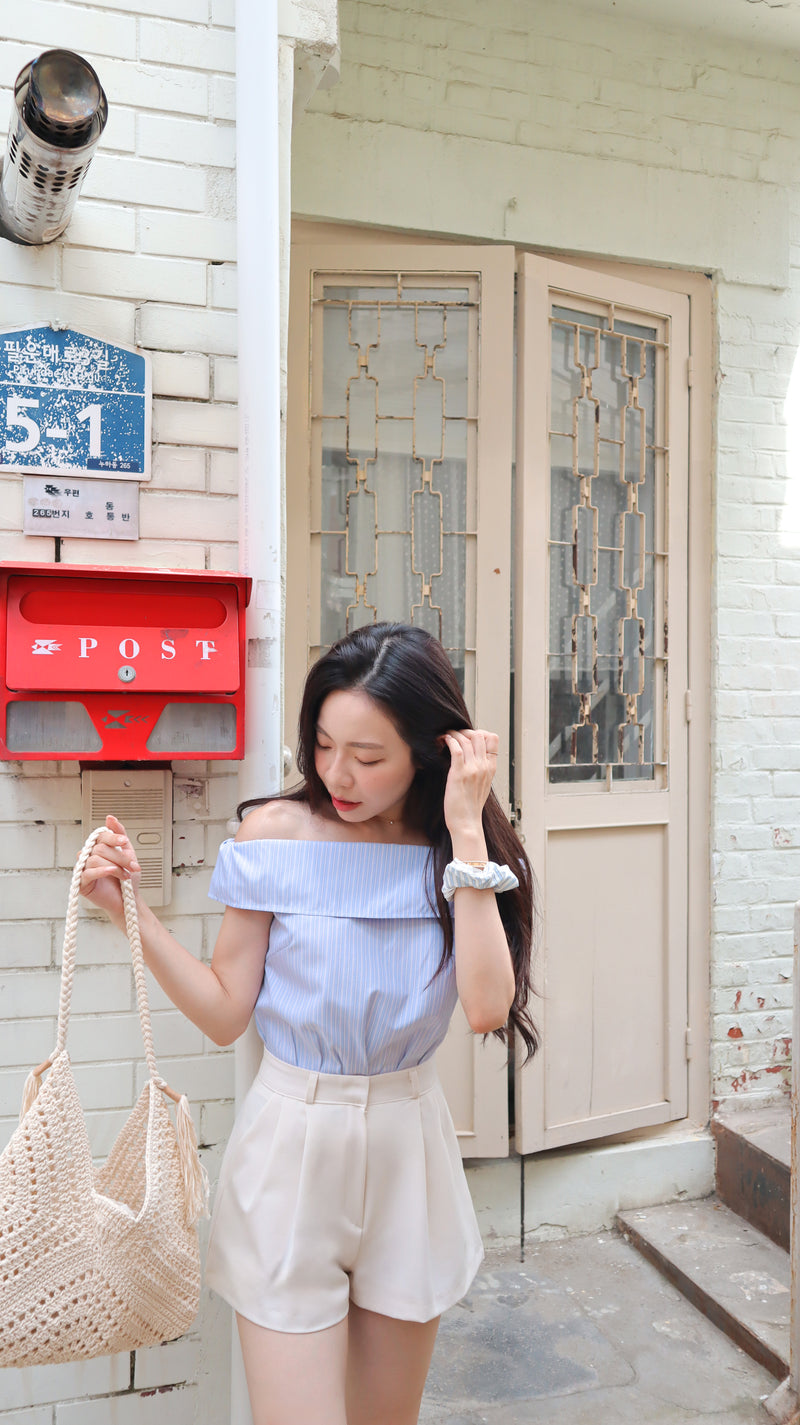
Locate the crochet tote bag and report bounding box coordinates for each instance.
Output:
[0,828,209,1368]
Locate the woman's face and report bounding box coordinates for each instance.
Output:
[314,689,417,827]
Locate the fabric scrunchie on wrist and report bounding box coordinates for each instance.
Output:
[442,858,520,903]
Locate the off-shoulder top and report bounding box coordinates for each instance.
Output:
[208,838,457,1075]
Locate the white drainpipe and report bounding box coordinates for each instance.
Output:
[232,2,283,1420]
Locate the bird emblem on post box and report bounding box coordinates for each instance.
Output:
[0,563,251,760]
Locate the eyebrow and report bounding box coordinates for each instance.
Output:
[316,723,384,750]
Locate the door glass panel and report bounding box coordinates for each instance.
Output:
[312,277,478,696]
[548,306,664,784]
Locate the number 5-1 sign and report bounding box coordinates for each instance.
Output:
[0,325,151,480]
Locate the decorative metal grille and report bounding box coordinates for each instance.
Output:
[311,275,478,696]
[548,303,668,783]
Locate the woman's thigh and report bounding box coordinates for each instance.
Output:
[345,1303,440,1425]
[236,1312,349,1425]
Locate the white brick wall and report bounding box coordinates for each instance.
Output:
[290,0,800,1109]
[0,1,241,1417]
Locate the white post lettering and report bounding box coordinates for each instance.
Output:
[119,638,140,659]
[161,638,176,660]
[79,637,98,659]
[196,640,218,660]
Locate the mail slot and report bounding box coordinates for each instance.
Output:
[0,563,252,760]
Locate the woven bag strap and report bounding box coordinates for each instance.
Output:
[51,827,176,1100]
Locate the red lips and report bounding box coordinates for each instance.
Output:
[331,796,360,811]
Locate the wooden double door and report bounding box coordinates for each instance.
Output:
[287,228,710,1157]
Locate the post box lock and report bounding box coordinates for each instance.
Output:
[0,562,252,761]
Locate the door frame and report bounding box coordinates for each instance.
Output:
[514,254,712,1145]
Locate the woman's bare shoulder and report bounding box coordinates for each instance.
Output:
[235,798,315,844]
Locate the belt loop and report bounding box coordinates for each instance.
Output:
[305,1071,319,1104]
[409,1067,420,1099]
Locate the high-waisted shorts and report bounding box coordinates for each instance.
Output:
[205,1048,484,1333]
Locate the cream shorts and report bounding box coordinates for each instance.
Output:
[205,1048,484,1333]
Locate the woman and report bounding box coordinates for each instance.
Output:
[81,622,537,1425]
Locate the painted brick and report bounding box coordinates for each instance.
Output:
[138,304,238,356]
[173,820,206,867]
[73,56,208,117]
[0,1015,54,1071]
[166,867,215,916]
[207,542,238,571]
[141,212,236,262]
[212,0,236,23]
[62,251,207,306]
[0,966,132,1019]
[0,284,137,346]
[134,1339,201,1391]
[67,1010,203,1063]
[0,478,22,531]
[0,822,55,870]
[69,0,208,15]
[209,449,237,495]
[151,353,211,401]
[1,2,136,56]
[139,20,236,72]
[0,1061,133,1118]
[135,1052,235,1100]
[139,491,237,542]
[210,263,237,309]
[200,1096,234,1146]
[0,921,52,970]
[0,774,81,822]
[0,240,58,288]
[211,74,236,121]
[54,1379,198,1425]
[158,915,205,957]
[84,157,206,212]
[152,399,237,448]
[96,104,137,155]
[151,444,208,491]
[58,538,204,568]
[64,202,137,253]
[213,358,238,402]
[139,114,236,169]
[0,1354,128,1411]
[0,1408,53,1425]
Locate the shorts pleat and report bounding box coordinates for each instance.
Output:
[205,1050,483,1333]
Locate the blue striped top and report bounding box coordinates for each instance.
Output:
[208,838,457,1075]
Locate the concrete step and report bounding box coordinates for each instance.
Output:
[713,1102,791,1251]
[617,1196,790,1380]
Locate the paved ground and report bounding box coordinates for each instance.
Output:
[420,1229,776,1423]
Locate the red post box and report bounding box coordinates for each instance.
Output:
[0,563,252,760]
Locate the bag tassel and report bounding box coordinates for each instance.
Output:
[175,1094,210,1225]
[20,1068,43,1121]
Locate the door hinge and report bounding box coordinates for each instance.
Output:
[687,355,693,388]
[685,689,693,723]
[685,1026,693,1060]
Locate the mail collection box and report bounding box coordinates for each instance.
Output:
[0,563,252,760]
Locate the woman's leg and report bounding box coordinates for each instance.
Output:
[236,1312,349,1425]
[345,1303,440,1425]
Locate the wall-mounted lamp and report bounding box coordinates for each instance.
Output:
[0,50,108,247]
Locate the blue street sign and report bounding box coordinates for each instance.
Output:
[0,325,151,480]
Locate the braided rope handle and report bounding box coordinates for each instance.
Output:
[40,829,176,1101]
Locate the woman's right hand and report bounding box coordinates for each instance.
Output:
[79,814,142,921]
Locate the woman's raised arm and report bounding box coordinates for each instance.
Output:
[80,813,271,1046]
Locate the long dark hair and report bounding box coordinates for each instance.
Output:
[239,623,539,1061]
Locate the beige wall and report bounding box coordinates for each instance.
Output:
[292,0,800,1108]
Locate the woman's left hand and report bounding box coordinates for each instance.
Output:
[442,729,499,840]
